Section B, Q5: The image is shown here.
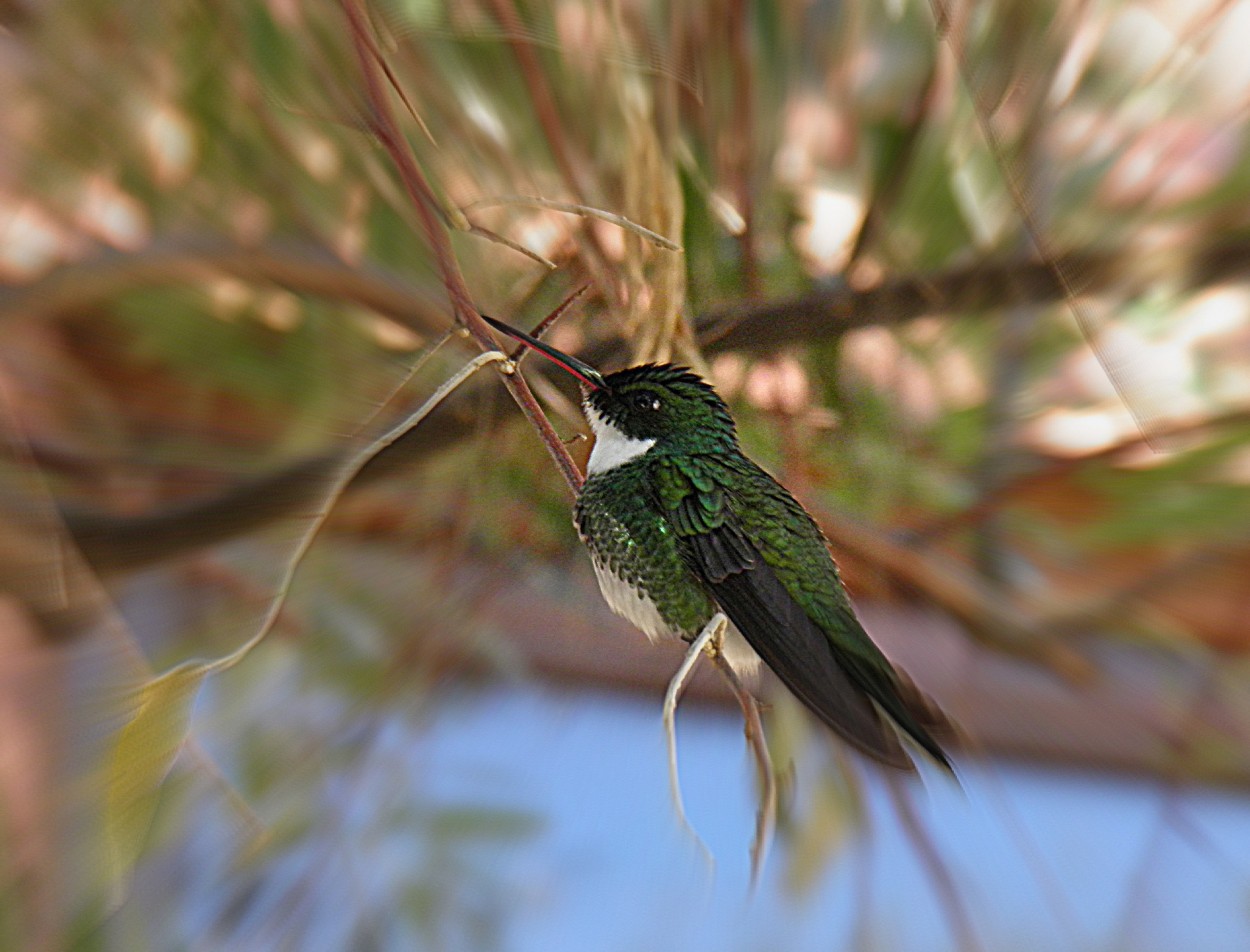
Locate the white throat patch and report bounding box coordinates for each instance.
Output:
[584,401,656,474]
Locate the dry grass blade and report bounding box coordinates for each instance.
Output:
[99,348,505,903]
[464,195,682,251]
[465,222,558,270]
[196,348,508,681]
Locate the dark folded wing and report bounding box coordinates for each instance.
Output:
[684,523,922,770]
[654,455,951,771]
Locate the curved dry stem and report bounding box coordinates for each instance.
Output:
[662,613,724,869]
[187,349,508,680]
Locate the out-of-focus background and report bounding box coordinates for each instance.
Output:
[3,0,1250,949]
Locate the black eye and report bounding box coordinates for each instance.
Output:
[631,391,661,412]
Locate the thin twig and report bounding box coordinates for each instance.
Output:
[884,772,985,952]
[508,283,590,365]
[341,0,584,494]
[464,195,682,251]
[710,651,776,890]
[348,2,437,147]
[662,615,722,866]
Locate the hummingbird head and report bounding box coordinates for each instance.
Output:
[587,363,737,446]
[480,315,738,472]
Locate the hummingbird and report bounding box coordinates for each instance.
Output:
[482,315,953,772]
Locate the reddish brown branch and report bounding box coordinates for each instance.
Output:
[340,0,584,494]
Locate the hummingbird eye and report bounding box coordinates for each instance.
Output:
[631,391,661,412]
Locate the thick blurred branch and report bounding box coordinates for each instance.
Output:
[693,236,1250,356]
[0,236,447,333]
[6,227,1249,646]
[25,232,1250,583]
[416,553,1250,788]
[10,233,1250,361]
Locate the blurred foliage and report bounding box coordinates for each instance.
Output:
[2,0,1250,948]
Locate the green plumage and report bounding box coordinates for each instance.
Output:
[576,458,718,636]
[478,315,953,773]
[577,445,951,771]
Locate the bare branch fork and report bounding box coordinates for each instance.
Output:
[341,0,582,494]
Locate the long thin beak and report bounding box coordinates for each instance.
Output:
[480,314,608,391]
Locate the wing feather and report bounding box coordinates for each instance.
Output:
[657,457,952,771]
[692,524,917,768]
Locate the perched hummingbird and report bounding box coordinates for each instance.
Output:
[483,315,953,772]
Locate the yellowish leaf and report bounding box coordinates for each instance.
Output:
[103,663,205,898]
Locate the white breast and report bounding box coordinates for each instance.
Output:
[590,559,762,679]
[584,402,656,475]
[591,559,675,643]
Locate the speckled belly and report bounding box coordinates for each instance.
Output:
[588,557,761,678]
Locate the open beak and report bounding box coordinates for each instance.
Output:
[480,314,608,391]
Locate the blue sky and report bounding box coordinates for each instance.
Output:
[126,675,1250,951]
[414,685,1250,952]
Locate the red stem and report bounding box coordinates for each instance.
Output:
[341,0,584,493]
